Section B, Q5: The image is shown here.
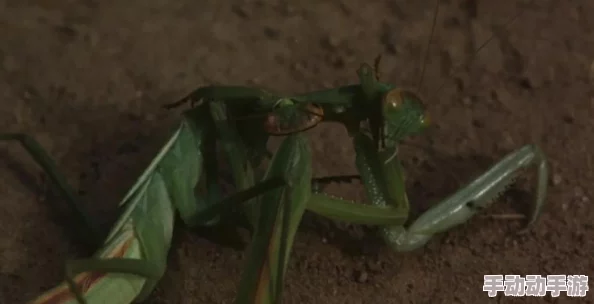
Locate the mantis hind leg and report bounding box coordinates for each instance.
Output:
[0,133,103,249]
[63,257,163,304]
[235,133,313,304]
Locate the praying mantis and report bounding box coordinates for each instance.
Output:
[2,59,548,304]
[1,3,549,304]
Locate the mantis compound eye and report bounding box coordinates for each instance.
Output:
[382,89,425,112]
[420,114,430,127]
[382,89,405,110]
[381,88,429,133]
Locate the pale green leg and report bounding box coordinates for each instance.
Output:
[308,133,547,252]
[381,144,547,252]
[235,133,313,304]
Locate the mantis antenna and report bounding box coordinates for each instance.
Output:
[415,0,441,96]
[426,1,532,102]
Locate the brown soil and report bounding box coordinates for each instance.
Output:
[1,0,593,303]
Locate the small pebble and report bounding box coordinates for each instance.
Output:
[321,35,340,50]
[2,55,18,72]
[552,174,562,186]
[356,270,368,283]
[279,3,296,16]
[462,96,472,106]
[232,5,250,18]
[291,62,306,73]
[574,186,585,197]
[248,77,262,85]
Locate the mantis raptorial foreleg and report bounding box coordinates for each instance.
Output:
[307,133,547,252]
[379,144,547,251]
[355,133,548,251]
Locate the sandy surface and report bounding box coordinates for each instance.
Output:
[1,0,593,303]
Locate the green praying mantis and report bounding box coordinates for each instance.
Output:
[2,58,548,304]
[2,3,548,302]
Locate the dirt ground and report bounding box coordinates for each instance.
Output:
[1,0,593,303]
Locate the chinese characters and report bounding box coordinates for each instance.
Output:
[483,275,588,297]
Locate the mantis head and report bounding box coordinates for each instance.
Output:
[380,88,430,148]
